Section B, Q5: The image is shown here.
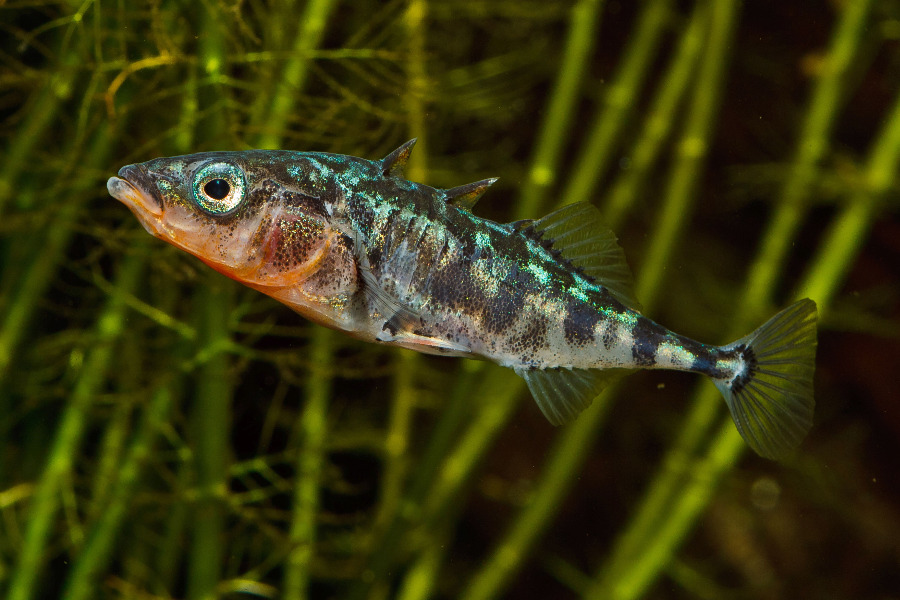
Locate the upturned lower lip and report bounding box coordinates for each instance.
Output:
[107,165,163,217]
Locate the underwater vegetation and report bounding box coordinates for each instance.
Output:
[1,0,899,599]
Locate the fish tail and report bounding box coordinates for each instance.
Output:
[713,299,818,460]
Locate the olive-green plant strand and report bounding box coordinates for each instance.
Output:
[0,56,78,216]
[586,3,875,597]
[798,83,900,308]
[86,395,133,523]
[395,521,455,600]
[283,325,333,600]
[516,0,605,219]
[253,0,336,149]
[186,13,232,598]
[740,0,874,317]
[7,243,147,600]
[560,0,671,211]
[61,386,174,600]
[373,0,430,551]
[460,381,621,600]
[404,0,430,175]
[0,123,113,383]
[610,416,743,600]
[635,0,740,310]
[395,536,446,600]
[186,274,233,600]
[420,367,523,528]
[351,360,480,600]
[607,88,900,592]
[602,2,708,229]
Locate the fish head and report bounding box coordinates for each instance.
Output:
[108,151,341,289]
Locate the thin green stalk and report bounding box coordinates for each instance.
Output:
[187,11,231,599]
[373,4,607,589]
[0,125,112,383]
[403,1,607,553]
[350,364,519,600]
[460,381,621,600]
[186,274,233,600]
[252,0,336,149]
[599,81,900,600]
[7,244,147,600]
[740,0,874,316]
[561,0,671,210]
[351,360,480,600]
[517,0,605,219]
[283,325,333,600]
[420,367,522,528]
[635,0,740,309]
[586,2,875,598]
[797,83,900,307]
[602,2,708,229]
[0,55,77,215]
[395,521,455,600]
[61,386,174,600]
[455,17,712,591]
[373,0,430,548]
[395,539,446,600]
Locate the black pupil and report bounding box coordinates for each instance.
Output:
[204,179,231,200]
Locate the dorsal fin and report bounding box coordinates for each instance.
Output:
[517,366,629,425]
[380,139,417,177]
[443,178,498,211]
[529,202,641,311]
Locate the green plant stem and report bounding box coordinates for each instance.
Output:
[61,386,174,600]
[0,124,112,385]
[187,13,231,599]
[560,0,671,210]
[0,57,77,216]
[459,380,621,600]
[7,243,147,600]
[740,0,874,317]
[252,0,336,149]
[348,361,484,599]
[797,80,900,307]
[635,0,740,310]
[456,17,712,591]
[517,0,605,219]
[601,2,708,229]
[585,2,874,598]
[187,274,233,600]
[283,325,333,600]
[373,0,430,554]
[608,81,900,600]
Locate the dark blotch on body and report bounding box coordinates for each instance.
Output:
[563,298,601,347]
[631,316,668,367]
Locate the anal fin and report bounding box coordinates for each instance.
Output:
[517,367,629,426]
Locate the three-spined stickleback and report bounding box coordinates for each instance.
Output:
[108,140,817,460]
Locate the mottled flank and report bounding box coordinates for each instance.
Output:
[109,141,818,460]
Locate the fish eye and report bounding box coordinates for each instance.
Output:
[193,161,247,215]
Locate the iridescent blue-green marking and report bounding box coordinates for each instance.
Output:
[108,139,818,460]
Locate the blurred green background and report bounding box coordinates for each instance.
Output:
[1,1,899,599]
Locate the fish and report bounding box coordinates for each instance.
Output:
[108,139,817,460]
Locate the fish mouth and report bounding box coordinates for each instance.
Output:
[107,164,163,218]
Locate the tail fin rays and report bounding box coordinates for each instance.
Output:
[714,299,818,460]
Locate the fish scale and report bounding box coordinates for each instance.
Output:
[108,139,817,460]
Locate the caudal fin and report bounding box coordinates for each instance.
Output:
[713,299,817,460]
